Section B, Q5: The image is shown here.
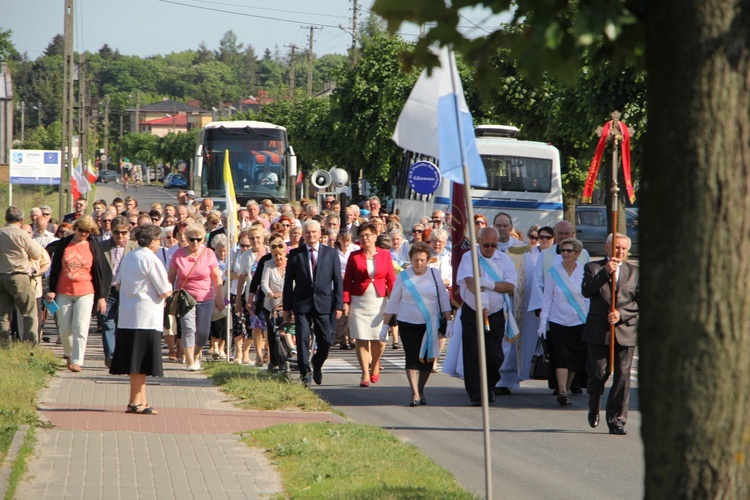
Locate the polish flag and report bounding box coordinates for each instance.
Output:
[70,160,91,200]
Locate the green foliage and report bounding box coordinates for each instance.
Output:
[371,0,645,87]
[120,132,160,166]
[0,28,21,62]
[159,129,198,170]
[20,122,62,150]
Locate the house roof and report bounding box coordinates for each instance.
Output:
[130,99,209,113]
[142,114,188,126]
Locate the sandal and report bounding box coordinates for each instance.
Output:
[392,342,400,350]
[126,404,140,413]
[136,405,159,415]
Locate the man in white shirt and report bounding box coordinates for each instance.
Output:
[456,227,517,406]
[493,212,525,252]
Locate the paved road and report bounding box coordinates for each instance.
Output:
[94,182,178,211]
[309,344,643,499]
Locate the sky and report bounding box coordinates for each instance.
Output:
[3,0,505,60]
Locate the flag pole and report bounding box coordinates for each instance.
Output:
[447,48,492,500]
[607,113,622,370]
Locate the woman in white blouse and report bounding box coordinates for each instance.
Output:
[537,238,589,406]
[383,242,452,407]
[260,242,291,355]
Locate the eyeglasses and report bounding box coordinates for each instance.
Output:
[239,244,251,249]
[270,244,285,249]
[102,219,113,223]
[528,235,539,241]
[481,243,498,249]
[188,237,203,243]
[281,223,291,227]
[76,228,91,234]
[113,230,129,235]
[539,235,553,240]
[151,217,160,222]
[560,248,576,253]
[475,220,486,225]
[412,229,423,233]
[129,222,137,227]
[42,212,51,217]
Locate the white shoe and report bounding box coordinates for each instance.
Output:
[195,359,201,370]
[187,364,199,371]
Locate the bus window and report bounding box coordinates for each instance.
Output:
[479,155,553,193]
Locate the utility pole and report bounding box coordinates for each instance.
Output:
[134,90,140,133]
[78,52,87,176]
[18,101,25,142]
[302,26,322,97]
[352,0,359,65]
[34,101,42,127]
[60,0,75,217]
[103,95,110,170]
[287,45,298,100]
[119,114,123,174]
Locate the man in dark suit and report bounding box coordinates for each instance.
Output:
[582,233,639,435]
[98,216,138,367]
[283,220,343,386]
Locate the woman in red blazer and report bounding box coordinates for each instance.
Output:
[343,222,396,387]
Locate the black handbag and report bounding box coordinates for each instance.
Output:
[430,268,447,337]
[529,337,550,380]
[163,248,204,328]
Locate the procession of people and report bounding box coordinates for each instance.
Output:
[1,195,637,434]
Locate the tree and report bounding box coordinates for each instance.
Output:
[43,35,65,57]
[159,130,198,171]
[372,0,750,497]
[0,29,21,62]
[120,132,160,168]
[216,30,243,67]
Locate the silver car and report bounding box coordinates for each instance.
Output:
[575,205,639,257]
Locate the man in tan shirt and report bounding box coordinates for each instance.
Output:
[0,206,43,343]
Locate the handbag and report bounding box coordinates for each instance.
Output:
[529,337,550,380]
[430,268,448,337]
[164,248,205,328]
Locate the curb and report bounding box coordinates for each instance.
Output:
[0,424,30,498]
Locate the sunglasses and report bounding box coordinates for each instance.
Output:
[281,223,291,227]
[102,219,113,223]
[539,235,553,240]
[113,230,129,235]
[151,217,160,222]
[475,220,486,225]
[528,235,539,240]
[239,244,251,249]
[188,237,203,243]
[129,222,137,227]
[560,248,576,253]
[76,228,91,234]
[270,244,285,249]
[481,243,498,249]
[42,213,51,217]
[412,229,423,233]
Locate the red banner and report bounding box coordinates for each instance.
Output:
[581,120,636,204]
[450,181,471,308]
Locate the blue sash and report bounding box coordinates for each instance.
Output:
[478,257,519,339]
[400,269,438,360]
[548,266,587,323]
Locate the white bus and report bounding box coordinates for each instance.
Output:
[392,125,563,233]
[193,121,296,205]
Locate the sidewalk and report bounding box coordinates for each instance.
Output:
[18,324,344,499]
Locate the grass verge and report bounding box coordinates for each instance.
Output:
[4,426,36,500]
[0,343,58,457]
[203,362,331,412]
[246,423,476,499]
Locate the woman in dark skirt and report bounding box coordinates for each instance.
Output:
[110,224,172,415]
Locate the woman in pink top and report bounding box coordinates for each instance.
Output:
[168,223,225,371]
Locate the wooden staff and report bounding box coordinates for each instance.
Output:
[607,113,623,370]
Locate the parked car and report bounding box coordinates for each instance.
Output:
[164,173,189,189]
[575,205,639,257]
[96,170,120,183]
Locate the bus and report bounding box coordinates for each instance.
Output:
[194,121,297,206]
[392,125,563,233]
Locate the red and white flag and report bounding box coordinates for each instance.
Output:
[70,158,91,200]
[84,161,98,184]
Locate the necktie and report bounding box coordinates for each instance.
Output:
[310,246,317,278]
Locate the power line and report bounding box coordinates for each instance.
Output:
[157,0,341,28]
[191,0,347,19]
[458,13,494,34]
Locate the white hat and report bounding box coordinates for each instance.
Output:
[186,190,196,198]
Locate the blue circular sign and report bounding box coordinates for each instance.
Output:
[407,161,441,195]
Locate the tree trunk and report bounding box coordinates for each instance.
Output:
[642,1,750,496]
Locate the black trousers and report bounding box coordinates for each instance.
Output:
[461,303,505,402]
[295,309,333,377]
[586,342,635,426]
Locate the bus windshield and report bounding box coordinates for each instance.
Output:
[201,125,288,202]
[479,155,553,193]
